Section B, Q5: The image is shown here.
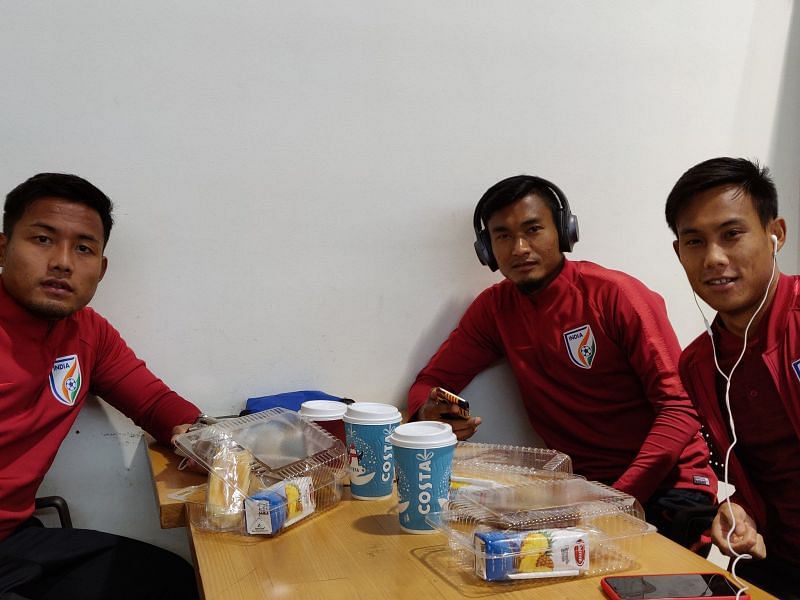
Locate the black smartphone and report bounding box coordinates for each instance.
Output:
[601,573,750,600]
[431,387,470,420]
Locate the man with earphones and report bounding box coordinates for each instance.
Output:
[408,175,717,548]
[667,157,799,598]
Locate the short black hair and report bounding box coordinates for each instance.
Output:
[665,157,777,236]
[3,173,114,245]
[478,175,562,227]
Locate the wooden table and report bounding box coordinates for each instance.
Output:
[147,442,776,600]
[147,436,206,528]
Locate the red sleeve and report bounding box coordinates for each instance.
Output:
[679,344,758,519]
[604,278,704,502]
[88,314,201,446]
[408,290,504,418]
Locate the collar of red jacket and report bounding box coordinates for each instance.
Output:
[513,256,576,306]
[709,273,798,353]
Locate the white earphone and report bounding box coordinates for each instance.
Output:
[691,230,780,599]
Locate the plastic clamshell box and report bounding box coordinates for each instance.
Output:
[450,442,574,491]
[428,478,654,584]
[174,407,347,535]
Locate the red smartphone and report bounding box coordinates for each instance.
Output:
[601,573,750,600]
[431,387,470,420]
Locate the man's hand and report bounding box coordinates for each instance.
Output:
[711,501,766,559]
[170,423,192,445]
[417,389,481,440]
[171,423,206,474]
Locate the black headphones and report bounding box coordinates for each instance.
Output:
[473,175,579,271]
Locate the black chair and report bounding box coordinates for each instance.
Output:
[34,496,72,528]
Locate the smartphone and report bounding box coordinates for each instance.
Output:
[601,573,750,600]
[431,387,470,420]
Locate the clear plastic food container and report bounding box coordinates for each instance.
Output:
[429,478,653,584]
[173,407,347,535]
[450,442,574,492]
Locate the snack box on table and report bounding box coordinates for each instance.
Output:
[450,442,574,492]
[173,407,347,536]
[428,478,654,583]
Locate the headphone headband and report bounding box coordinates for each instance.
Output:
[473,175,579,271]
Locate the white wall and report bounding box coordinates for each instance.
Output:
[1,1,797,560]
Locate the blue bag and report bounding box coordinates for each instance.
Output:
[241,390,350,415]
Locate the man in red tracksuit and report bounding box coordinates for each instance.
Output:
[409,175,717,546]
[667,157,799,598]
[0,173,202,599]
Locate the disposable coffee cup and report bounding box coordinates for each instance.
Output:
[389,421,457,534]
[343,402,402,500]
[299,400,347,444]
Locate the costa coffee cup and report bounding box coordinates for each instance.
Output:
[343,403,402,500]
[389,421,456,534]
[299,400,347,443]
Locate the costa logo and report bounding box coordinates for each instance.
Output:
[381,427,394,482]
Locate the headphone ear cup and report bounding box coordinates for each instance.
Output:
[562,214,579,252]
[558,209,568,252]
[474,229,498,271]
[474,238,489,267]
[558,212,579,252]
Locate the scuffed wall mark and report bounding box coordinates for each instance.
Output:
[101,432,143,448]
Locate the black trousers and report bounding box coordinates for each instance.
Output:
[735,555,800,600]
[0,520,198,600]
[644,488,715,552]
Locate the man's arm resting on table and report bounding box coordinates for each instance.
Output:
[407,289,504,440]
[607,281,710,503]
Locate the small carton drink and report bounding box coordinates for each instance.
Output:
[343,403,402,500]
[475,528,590,580]
[390,421,456,533]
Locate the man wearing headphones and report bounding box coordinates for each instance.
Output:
[667,157,798,597]
[408,175,716,548]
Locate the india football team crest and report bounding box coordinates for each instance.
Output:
[563,325,597,369]
[49,355,82,406]
[792,358,800,382]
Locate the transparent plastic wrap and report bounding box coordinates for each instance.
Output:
[450,442,574,493]
[173,408,347,535]
[428,478,654,584]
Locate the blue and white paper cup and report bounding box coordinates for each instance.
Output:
[344,403,402,500]
[389,421,457,534]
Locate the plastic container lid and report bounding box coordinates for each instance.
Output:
[299,400,347,421]
[426,478,653,583]
[453,442,572,474]
[389,421,457,449]
[343,402,402,425]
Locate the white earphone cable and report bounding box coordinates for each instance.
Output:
[692,237,777,599]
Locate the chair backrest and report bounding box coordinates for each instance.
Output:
[34,496,73,528]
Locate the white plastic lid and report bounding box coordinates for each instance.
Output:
[343,402,402,425]
[299,400,347,421]
[389,421,457,449]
